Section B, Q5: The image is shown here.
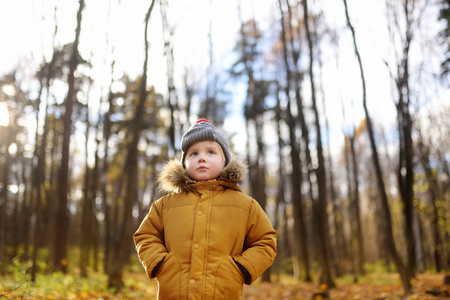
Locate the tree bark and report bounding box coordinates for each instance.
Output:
[350,135,365,277]
[254,109,270,281]
[100,60,115,274]
[386,0,417,282]
[54,0,85,273]
[342,0,412,293]
[0,125,13,262]
[301,0,334,287]
[395,49,416,281]
[344,135,357,277]
[31,53,54,281]
[160,0,178,154]
[80,107,92,277]
[277,0,311,281]
[417,129,443,271]
[107,0,156,289]
[91,122,101,272]
[273,88,287,279]
[324,89,347,278]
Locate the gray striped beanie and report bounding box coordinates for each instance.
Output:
[181,119,231,167]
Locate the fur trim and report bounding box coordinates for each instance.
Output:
[157,159,248,193]
[157,160,191,193]
[220,159,248,184]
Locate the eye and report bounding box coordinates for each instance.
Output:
[208,150,216,155]
[190,151,198,156]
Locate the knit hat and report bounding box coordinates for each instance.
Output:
[181,119,231,167]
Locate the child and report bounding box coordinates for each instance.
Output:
[134,119,277,300]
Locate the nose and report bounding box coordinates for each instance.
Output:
[198,154,206,162]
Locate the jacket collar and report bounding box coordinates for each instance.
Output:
[157,159,248,194]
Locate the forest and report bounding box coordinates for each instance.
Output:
[0,0,449,299]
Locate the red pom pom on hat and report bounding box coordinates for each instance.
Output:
[196,118,210,124]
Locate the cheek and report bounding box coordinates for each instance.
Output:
[185,160,194,174]
[217,157,226,170]
[217,151,226,167]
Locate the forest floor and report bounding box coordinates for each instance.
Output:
[0,271,449,299]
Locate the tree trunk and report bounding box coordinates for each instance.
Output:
[31,82,51,281]
[301,0,334,287]
[435,148,450,268]
[417,130,443,272]
[238,0,255,203]
[323,93,344,277]
[350,135,365,276]
[344,135,356,277]
[101,63,115,274]
[277,0,311,281]
[31,7,59,279]
[183,71,193,129]
[397,78,416,278]
[273,89,287,280]
[80,110,92,277]
[237,5,271,281]
[46,119,59,266]
[22,185,31,260]
[254,113,270,281]
[389,0,416,281]
[286,100,309,282]
[91,126,101,273]
[396,93,416,280]
[160,0,178,154]
[200,18,217,122]
[341,0,412,293]
[0,125,13,262]
[54,0,85,273]
[107,0,156,289]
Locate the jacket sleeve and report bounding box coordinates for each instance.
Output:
[133,198,168,279]
[233,199,277,284]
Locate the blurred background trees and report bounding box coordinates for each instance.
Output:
[0,0,448,295]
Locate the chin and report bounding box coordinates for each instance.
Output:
[192,173,216,181]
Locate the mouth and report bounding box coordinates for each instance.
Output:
[197,166,208,171]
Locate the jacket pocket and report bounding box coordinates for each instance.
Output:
[156,252,182,299]
[213,256,244,299]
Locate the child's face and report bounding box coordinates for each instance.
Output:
[185,140,225,181]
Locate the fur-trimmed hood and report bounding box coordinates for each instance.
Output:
[157,159,248,194]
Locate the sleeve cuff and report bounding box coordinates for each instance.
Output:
[151,257,165,278]
[233,259,251,284]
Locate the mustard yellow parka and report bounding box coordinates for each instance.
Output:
[134,159,277,300]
